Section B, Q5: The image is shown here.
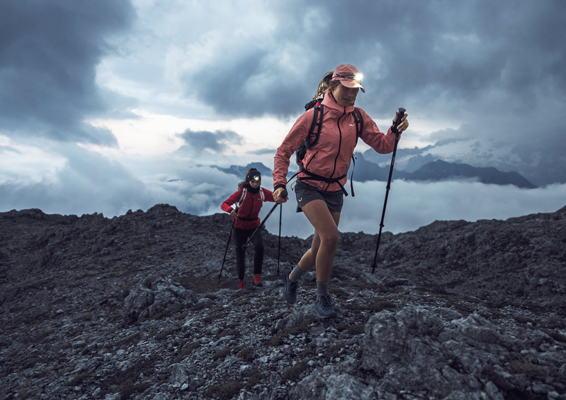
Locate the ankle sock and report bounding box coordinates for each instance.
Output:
[289,264,308,282]
[317,281,328,297]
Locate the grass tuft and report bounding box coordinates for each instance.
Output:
[246,368,262,388]
[346,324,365,335]
[237,346,254,362]
[173,342,201,363]
[213,348,232,361]
[68,373,90,386]
[281,362,307,382]
[204,381,242,400]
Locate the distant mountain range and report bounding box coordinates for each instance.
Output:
[350,152,536,188]
[361,137,565,187]
[209,155,536,189]
[209,162,273,179]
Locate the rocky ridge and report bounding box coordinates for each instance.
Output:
[1,204,565,400]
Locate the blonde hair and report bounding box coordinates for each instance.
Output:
[312,71,340,101]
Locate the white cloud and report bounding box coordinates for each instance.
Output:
[2,139,564,239]
[262,180,566,239]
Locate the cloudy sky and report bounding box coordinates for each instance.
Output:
[1,0,565,238]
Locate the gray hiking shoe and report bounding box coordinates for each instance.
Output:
[314,295,337,318]
[282,270,298,304]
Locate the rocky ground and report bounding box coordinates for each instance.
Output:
[0,203,565,400]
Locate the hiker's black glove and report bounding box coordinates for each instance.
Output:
[273,187,288,204]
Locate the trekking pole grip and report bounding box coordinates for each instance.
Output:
[393,108,406,136]
[280,189,288,199]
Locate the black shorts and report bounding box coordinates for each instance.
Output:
[294,180,344,213]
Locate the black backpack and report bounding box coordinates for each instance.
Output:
[293,99,363,196]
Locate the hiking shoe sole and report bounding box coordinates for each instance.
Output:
[282,270,297,304]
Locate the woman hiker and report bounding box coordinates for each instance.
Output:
[221,168,276,289]
[272,64,409,318]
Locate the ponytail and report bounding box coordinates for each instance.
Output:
[312,70,340,101]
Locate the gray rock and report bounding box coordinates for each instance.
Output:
[169,363,190,387]
[295,366,375,399]
[1,205,565,400]
[123,277,199,323]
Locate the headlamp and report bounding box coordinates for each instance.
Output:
[251,175,260,181]
[335,73,363,83]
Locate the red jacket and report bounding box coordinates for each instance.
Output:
[221,187,275,230]
[273,91,401,192]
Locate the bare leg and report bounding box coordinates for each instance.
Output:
[297,200,341,282]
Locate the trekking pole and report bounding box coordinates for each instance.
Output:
[218,218,236,280]
[243,189,288,250]
[371,108,406,274]
[277,203,282,276]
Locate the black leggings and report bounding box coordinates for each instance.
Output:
[233,227,264,281]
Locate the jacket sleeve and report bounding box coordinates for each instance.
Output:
[221,189,243,213]
[358,110,401,154]
[262,188,275,203]
[273,110,313,190]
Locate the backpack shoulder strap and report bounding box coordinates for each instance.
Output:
[307,103,324,146]
[259,188,265,202]
[349,108,364,198]
[237,188,247,208]
[296,102,324,167]
[353,107,363,138]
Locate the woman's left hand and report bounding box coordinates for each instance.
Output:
[393,111,409,133]
[273,187,288,203]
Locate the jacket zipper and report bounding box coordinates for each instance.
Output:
[305,151,318,169]
[327,109,345,191]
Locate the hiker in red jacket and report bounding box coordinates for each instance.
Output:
[221,168,275,289]
[272,64,409,318]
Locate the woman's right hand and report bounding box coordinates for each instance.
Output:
[273,188,288,203]
[393,111,409,133]
[230,210,237,219]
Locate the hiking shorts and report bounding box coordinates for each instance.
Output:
[294,180,344,213]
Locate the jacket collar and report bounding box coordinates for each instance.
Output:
[321,91,356,114]
[245,184,260,194]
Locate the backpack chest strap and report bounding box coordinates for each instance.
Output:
[298,167,349,196]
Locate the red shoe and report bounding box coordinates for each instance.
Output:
[253,274,263,287]
[239,280,246,289]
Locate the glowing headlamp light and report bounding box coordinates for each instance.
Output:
[335,73,363,83]
[251,175,260,181]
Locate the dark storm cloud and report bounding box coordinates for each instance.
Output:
[179,1,566,140]
[0,0,135,145]
[177,128,243,155]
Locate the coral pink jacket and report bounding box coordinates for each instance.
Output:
[273,92,401,192]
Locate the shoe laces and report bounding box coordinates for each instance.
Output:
[288,279,298,293]
[318,295,332,308]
